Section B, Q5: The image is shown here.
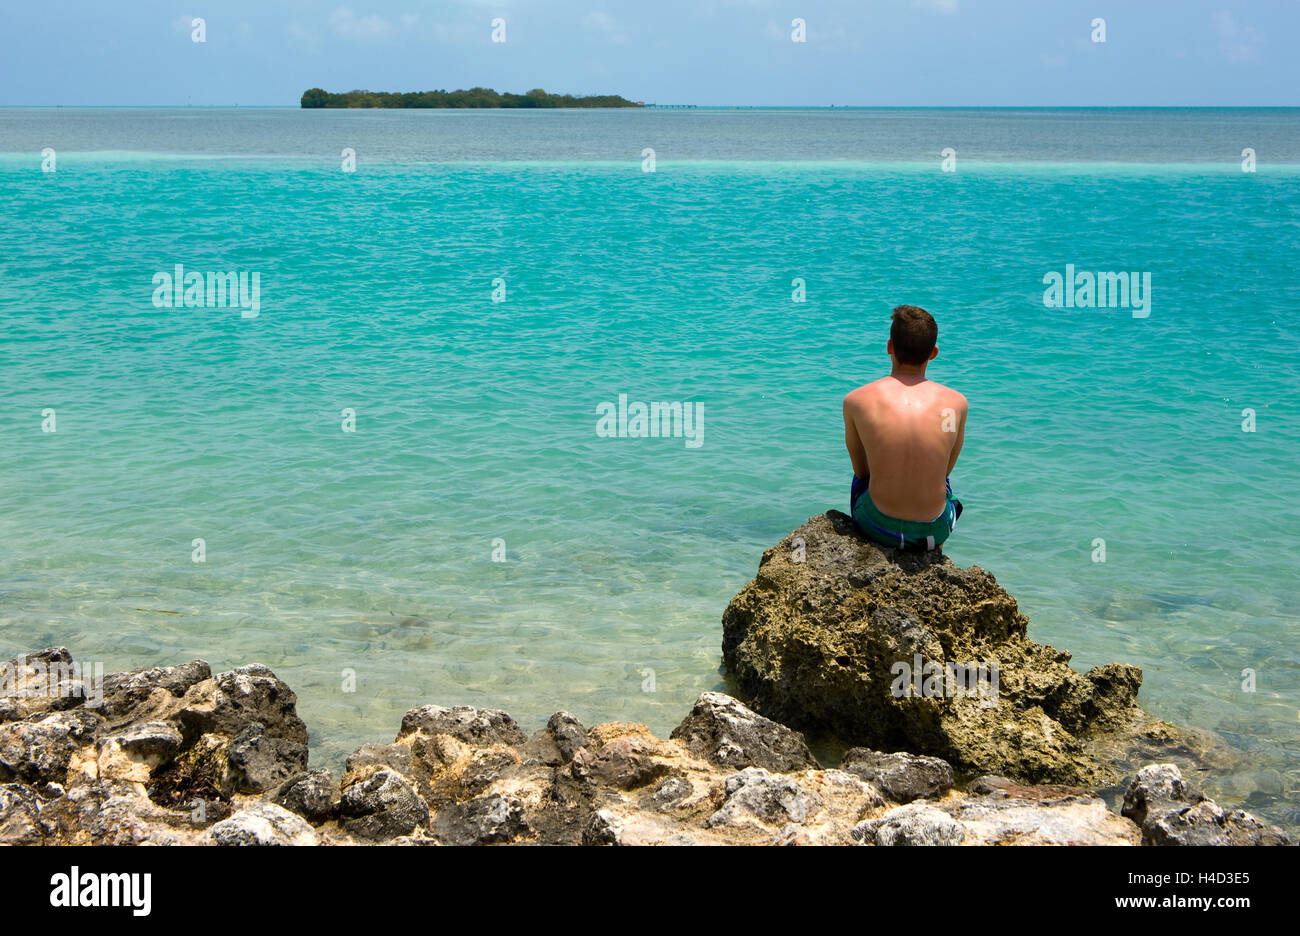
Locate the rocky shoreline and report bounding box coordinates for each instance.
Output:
[1,512,1291,846]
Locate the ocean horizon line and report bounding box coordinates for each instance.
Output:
[4,151,1298,172]
[2,104,1299,111]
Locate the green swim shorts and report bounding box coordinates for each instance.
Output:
[850,475,963,552]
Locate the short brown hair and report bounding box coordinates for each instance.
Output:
[890,305,937,365]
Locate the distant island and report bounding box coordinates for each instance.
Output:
[300,87,642,109]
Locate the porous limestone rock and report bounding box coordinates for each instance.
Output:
[1122,763,1290,846]
[272,768,340,826]
[840,748,954,803]
[209,801,319,846]
[855,802,965,846]
[339,767,430,840]
[670,691,819,772]
[723,512,1160,785]
[0,647,1284,847]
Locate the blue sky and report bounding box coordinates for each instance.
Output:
[1,0,1296,106]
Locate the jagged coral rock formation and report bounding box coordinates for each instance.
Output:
[723,511,1163,786]
[0,638,1285,844]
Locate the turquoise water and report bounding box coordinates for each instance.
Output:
[1,109,1298,832]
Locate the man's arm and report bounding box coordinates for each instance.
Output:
[843,395,870,481]
[945,397,968,476]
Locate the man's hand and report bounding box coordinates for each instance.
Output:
[844,393,870,481]
[945,395,968,476]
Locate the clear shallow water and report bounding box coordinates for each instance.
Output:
[1,109,1298,833]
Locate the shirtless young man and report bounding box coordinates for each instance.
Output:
[842,305,967,552]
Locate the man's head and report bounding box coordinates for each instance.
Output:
[888,304,939,368]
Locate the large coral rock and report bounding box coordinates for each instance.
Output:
[1,645,1280,847]
[705,767,821,829]
[209,801,319,846]
[854,802,966,846]
[1122,764,1290,846]
[722,512,1147,785]
[0,710,104,784]
[174,664,308,746]
[433,793,529,845]
[272,769,341,826]
[98,661,212,723]
[670,691,819,772]
[0,648,89,721]
[340,768,430,840]
[945,777,1140,845]
[839,748,954,803]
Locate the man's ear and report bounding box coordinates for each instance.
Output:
[928,345,939,361]
[887,339,895,358]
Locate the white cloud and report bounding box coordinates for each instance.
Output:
[583,11,628,44]
[1039,54,1065,68]
[1212,10,1263,63]
[687,0,770,23]
[329,8,395,43]
[914,0,959,14]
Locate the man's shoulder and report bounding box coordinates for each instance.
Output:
[929,381,968,409]
[845,378,891,402]
[844,383,881,417]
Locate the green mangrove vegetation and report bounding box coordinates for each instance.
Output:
[300,87,642,109]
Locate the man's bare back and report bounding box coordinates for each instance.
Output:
[844,375,966,520]
[842,305,967,551]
